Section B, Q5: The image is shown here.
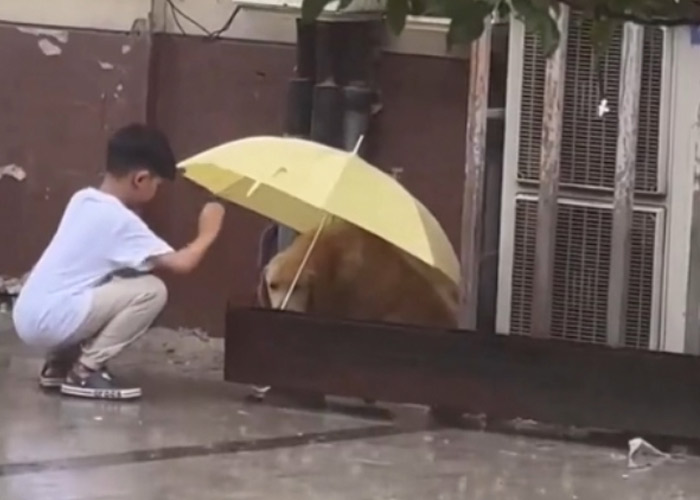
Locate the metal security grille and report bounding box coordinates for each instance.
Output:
[517,13,664,193]
[510,198,657,348]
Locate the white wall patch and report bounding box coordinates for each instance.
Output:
[37,38,62,56]
[17,26,69,44]
[0,164,27,182]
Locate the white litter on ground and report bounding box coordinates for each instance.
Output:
[628,437,671,469]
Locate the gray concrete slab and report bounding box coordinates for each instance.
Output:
[1,313,699,500]
[0,317,375,463]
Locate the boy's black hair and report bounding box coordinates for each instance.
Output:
[106,123,177,180]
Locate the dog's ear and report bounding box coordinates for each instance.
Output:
[256,266,271,308]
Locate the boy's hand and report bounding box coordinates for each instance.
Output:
[198,201,225,241]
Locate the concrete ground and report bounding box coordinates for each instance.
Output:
[1,313,699,500]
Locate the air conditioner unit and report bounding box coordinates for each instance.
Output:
[507,194,665,349]
[497,12,675,350]
[512,13,670,195]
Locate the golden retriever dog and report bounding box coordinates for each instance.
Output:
[258,219,458,328]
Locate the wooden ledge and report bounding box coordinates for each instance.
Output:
[225,307,700,441]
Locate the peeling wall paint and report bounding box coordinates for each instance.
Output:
[0,23,153,319]
[0,164,26,182]
[16,26,69,57]
[16,26,69,44]
[113,82,124,99]
[37,38,62,56]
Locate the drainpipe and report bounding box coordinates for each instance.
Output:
[337,20,382,156]
[276,18,317,253]
[309,20,345,149]
[342,83,375,155]
[276,10,383,254]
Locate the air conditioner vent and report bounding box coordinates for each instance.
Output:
[517,12,664,193]
[510,197,659,348]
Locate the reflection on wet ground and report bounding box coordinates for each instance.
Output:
[1,315,699,500]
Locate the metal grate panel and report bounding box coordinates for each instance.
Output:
[517,13,664,193]
[510,198,657,348]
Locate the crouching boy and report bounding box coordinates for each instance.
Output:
[12,123,225,400]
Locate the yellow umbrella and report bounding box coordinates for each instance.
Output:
[178,135,460,285]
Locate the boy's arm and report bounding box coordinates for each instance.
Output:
[148,233,216,275]
[110,202,225,275]
[149,201,225,275]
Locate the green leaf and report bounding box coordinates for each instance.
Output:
[300,0,335,23]
[550,0,560,16]
[447,16,486,47]
[529,0,551,10]
[590,16,618,60]
[409,0,427,16]
[538,14,560,56]
[386,0,410,34]
[496,0,511,20]
[444,0,495,48]
[510,0,561,57]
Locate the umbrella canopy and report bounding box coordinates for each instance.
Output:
[178,136,460,284]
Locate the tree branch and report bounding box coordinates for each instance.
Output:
[559,0,700,25]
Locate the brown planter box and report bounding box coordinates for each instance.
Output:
[224,307,700,441]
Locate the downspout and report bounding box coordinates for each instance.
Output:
[276,19,317,252]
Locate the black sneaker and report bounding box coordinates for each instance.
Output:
[39,344,82,389]
[60,367,142,400]
[38,361,71,389]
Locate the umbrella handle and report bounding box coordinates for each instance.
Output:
[280,214,330,310]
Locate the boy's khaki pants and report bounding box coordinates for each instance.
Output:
[48,274,167,370]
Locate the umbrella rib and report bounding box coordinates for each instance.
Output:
[279,213,331,310]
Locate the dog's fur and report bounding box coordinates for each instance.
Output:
[257,219,458,328]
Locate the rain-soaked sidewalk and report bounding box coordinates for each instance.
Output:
[1,313,699,500]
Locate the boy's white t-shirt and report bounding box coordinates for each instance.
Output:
[13,187,174,348]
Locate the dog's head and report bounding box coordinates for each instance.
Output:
[257,254,317,312]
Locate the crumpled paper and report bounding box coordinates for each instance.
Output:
[627,437,671,469]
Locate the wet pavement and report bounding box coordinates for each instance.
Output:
[1,313,699,500]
